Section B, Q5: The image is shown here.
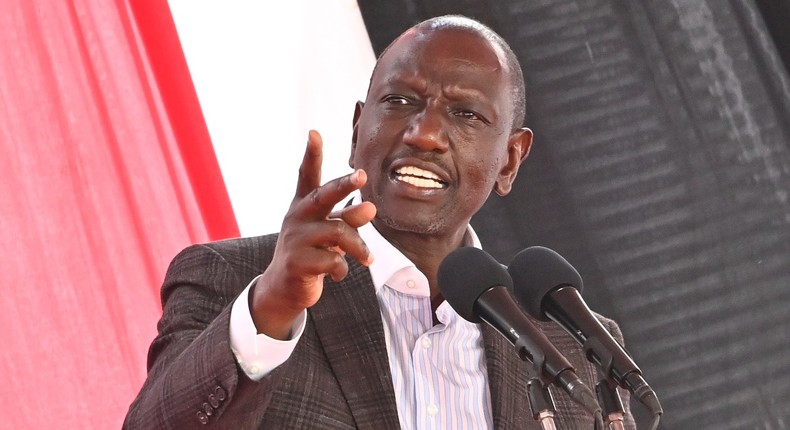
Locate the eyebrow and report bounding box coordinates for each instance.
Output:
[380,74,493,101]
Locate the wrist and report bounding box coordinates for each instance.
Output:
[249,277,304,340]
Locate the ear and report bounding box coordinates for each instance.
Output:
[494,127,533,196]
[349,101,364,169]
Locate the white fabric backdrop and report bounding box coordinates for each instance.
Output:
[169,0,376,236]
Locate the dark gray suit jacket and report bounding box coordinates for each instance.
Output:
[123,234,636,429]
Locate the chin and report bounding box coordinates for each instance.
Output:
[377,212,446,236]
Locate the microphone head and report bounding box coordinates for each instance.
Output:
[508,246,583,321]
[438,247,513,323]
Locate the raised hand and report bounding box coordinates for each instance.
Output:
[250,130,376,339]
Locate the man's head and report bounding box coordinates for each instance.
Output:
[370,16,527,130]
[350,15,533,240]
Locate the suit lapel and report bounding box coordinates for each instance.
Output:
[310,259,401,430]
[483,324,536,429]
[309,257,537,429]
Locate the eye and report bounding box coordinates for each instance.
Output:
[456,110,480,120]
[382,95,411,105]
[453,109,489,124]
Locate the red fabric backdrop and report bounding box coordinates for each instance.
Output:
[0,0,239,428]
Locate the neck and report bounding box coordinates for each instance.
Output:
[373,219,471,308]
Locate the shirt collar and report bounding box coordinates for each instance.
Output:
[353,195,482,294]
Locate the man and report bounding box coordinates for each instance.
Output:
[124,15,636,429]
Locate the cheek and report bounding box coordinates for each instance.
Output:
[353,123,383,165]
[462,147,506,185]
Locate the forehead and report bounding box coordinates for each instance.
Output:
[372,27,510,94]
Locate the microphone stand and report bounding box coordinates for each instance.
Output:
[525,366,557,430]
[584,335,662,428]
[584,336,626,429]
[596,377,625,430]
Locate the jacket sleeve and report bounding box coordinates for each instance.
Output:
[123,240,280,429]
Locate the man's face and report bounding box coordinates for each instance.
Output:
[350,27,527,238]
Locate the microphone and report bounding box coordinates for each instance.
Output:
[438,247,601,418]
[508,246,663,418]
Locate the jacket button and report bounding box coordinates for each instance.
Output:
[196,411,208,425]
[215,386,227,401]
[208,393,220,409]
[202,402,214,416]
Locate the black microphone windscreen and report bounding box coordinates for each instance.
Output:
[438,247,513,323]
[508,246,583,320]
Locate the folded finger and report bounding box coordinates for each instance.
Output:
[328,201,376,229]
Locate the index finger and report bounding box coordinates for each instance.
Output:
[294,130,323,198]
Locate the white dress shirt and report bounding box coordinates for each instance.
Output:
[229,205,494,429]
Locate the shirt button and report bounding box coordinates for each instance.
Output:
[421,337,432,349]
[406,279,416,289]
[427,404,439,416]
[247,362,261,375]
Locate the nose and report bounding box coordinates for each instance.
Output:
[402,106,449,153]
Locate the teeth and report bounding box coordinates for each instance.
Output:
[398,166,441,180]
[395,165,446,189]
[399,176,444,188]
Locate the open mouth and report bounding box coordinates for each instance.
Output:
[393,165,448,189]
